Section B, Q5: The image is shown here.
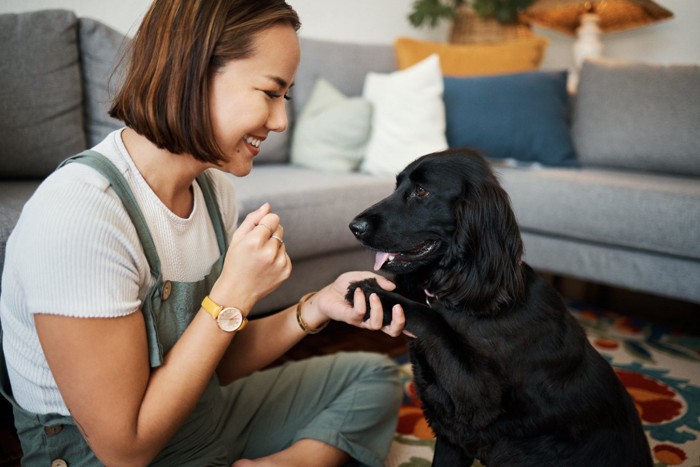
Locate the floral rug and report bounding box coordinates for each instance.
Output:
[385,303,700,467]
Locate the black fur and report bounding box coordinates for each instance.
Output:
[346,149,652,466]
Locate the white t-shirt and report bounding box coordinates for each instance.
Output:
[0,129,238,415]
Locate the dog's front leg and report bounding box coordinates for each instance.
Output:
[346,278,434,334]
[433,437,472,467]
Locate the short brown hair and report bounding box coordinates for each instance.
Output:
[109,0,300,164]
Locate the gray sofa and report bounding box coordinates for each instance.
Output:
[1,9,699,318]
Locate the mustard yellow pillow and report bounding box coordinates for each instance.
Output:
[394,36,549,76]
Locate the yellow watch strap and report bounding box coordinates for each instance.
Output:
[201,295,223,319]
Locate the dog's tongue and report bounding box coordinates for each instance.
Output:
[374,252,391,271]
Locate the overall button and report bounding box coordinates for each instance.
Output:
[44,424,63,436]
[162,281,172,300]
[51,459,68,467]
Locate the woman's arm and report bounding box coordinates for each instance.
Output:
[217,272,406,384]
[34,205,290,466]
[35,307,236,466]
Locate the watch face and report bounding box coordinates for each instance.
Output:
[217,307,245,332]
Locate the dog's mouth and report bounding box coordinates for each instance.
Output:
[373,240,441,271]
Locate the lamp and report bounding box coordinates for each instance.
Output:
[521,0,673,89]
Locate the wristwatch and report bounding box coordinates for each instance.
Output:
[201,296,248,332]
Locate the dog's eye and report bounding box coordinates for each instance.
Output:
[413,186,429,198]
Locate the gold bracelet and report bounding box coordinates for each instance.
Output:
[296,291,329,334]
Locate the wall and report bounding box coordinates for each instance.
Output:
[1,0,698,70]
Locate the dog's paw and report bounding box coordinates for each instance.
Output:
[345,278,382,304]
[345,278,388,322]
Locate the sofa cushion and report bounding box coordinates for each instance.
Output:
[497,165,700,261]
[291,78,371,172]
[444,71,578,167]
[229,166,394,260]
[362,55,448,176]
[572,59,700,176]
[394,36,549,76]
[0,10,86,179]
[79,18,128,147]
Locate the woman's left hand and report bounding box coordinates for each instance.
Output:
[307,271,406,337]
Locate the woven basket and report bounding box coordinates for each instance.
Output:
[449,6,533,44]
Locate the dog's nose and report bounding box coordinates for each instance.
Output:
[349,218,370,239]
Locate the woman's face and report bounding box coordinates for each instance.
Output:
[209,24,300,176]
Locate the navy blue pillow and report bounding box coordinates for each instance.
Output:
[443,71,578,167]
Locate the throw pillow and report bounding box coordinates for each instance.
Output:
[290,78,372,172]
[444,70,578,167]
[362,54,448,176]
[394,36,549,77]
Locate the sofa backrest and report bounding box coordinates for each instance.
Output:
[0,10,86,179]
[79,18,129,148]
[572,59,700,177]
[257,38,397,165]
[0,10,126,180]
[294,38,396,116]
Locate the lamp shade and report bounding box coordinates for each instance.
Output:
[521,0,673,35]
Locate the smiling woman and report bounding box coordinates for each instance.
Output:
[0,1,405,466]
[109,1,300,167]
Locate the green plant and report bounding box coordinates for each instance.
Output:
[408,0,535,27]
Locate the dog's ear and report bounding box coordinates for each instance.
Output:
[431,179,525,312]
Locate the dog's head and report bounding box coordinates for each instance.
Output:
[349,148,525,311]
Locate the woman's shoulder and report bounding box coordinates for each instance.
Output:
[16,159,140,259]
[25,161,124,221]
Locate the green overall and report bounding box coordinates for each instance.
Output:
[0,151,402,466]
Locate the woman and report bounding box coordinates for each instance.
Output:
[0,1,405,465]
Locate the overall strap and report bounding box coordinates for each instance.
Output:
[196,171,228,255]
[58,150,162,279]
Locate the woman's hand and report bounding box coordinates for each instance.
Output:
[210,203,291,313]
[306,271,406,337]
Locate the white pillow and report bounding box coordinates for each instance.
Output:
[361,54,448,176]
[291,78,372,172]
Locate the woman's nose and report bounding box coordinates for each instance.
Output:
[267,99,288,133]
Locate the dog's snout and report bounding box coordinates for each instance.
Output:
[349,218,370,239]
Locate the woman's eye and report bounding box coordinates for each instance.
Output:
[265,91,291,101]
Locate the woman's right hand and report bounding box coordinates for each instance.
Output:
[210,203,291,313]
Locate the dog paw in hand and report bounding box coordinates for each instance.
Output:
[346,278,391,323]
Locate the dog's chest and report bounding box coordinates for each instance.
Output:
[407,337,498,442]
[406,314,516,443]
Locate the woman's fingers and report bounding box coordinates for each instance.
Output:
[236,203,270,237]
[382,304,405,337]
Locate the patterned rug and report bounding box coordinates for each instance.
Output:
[385,303,700,467]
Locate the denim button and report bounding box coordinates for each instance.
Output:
[51,459,68,467]
[162,281,172,300]
[44,424,63,436]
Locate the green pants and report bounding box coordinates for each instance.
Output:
[11,352,401,466]
[152,351,402,467]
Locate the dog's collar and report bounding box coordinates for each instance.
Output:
[424,289,437,306]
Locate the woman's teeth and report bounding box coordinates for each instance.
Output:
[244,135,262,148]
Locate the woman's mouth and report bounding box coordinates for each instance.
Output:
[243,134,263,155]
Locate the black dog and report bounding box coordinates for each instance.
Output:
[347,149,651,466]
